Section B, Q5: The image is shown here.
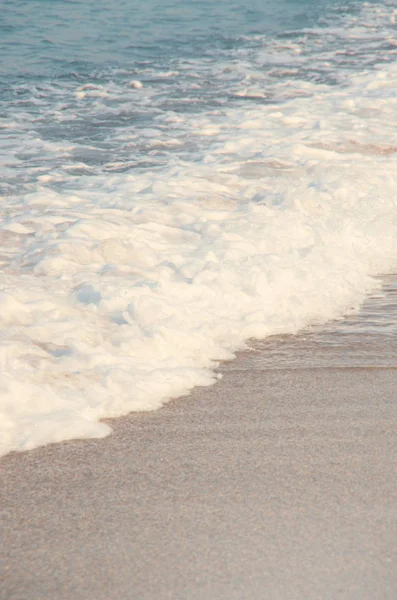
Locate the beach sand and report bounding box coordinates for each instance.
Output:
[1,279,397,600]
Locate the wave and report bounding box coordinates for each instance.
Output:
[1,2,397,455]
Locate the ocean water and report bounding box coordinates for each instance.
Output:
[1,0,397,456]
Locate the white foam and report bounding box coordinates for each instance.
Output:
[128,80,143,89]
[1,4,397,456]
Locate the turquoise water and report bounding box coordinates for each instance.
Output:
[1,0,350,76]
[1,0,395,196]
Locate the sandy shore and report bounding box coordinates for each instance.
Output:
[2,285,397,599]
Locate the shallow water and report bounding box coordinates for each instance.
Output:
[239,275,397,370]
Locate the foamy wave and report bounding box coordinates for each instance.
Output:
[1,2,397,456]
[1,54,397,456]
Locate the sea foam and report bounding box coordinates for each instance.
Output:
[1,11,397,455]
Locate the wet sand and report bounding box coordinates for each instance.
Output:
[1,279,397,600]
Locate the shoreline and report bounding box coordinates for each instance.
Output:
[1,278,397,599]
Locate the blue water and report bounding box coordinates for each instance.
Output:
[2,0,395,199]
[1,0,350,76]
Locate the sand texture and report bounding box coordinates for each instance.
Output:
[2,280,397,599]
